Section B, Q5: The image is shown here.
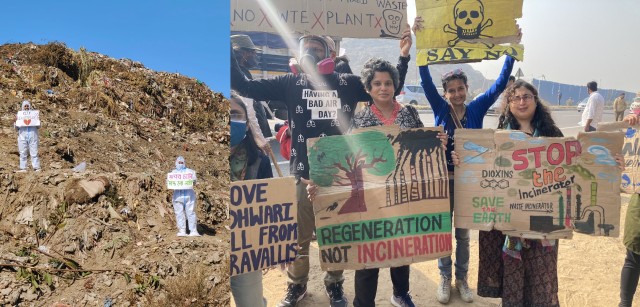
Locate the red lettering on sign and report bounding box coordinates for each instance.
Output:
[312,12,324,30]
[258,9,273,27]
[374,16,383,28]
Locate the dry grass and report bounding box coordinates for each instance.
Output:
[31,42,79,80]
[144,266,211,307]
[78,47,92,87]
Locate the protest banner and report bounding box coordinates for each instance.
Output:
[600,121,640,194]
[415,0,524,65]
[307,126,451,271]
[231,0,408,39]
[15,110,40,127]
[166,171,195,190]
[454,129,623,239]
[229,177,298,276]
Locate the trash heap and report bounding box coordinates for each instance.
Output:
[0,42,231,306]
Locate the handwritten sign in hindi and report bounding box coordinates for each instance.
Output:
[415,0,524,65]
[455,129,623,239]
[15,110,40,127]
[308,126,451,271]
[229,177,298,276]
[231,0,408,39]
[166,171,195,190]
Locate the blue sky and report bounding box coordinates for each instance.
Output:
[1,0,230,95]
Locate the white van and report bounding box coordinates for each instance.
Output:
[396,85,443,106]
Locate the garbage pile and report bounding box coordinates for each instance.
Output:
[0,42,231,306]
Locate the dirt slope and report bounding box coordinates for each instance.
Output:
[0,42,230,306]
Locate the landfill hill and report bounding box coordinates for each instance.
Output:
[0,42,231,306]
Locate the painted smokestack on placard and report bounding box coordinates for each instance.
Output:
[565,186,572,227]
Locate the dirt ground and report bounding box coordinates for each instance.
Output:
[253,194,638,307]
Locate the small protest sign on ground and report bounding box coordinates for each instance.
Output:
[229,177,298,276]
[454,129,623,239]
[308,126,451,271]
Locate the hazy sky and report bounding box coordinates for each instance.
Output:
[2,0,230,95]
[408,0,639,93]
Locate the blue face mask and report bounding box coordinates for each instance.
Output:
[231,120,247,146]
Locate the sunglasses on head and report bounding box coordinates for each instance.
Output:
[442,68,464,80]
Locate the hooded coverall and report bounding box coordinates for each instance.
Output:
[171,156,198,233]
[16,100,40,170]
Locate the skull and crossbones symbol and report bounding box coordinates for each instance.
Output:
[443,0,494,47]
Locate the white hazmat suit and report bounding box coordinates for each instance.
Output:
[171,156,200,236]
[16,100,40,171]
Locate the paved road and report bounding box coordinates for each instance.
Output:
[269,109,621,177]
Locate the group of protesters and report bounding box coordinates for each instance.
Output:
[229,15,637,307]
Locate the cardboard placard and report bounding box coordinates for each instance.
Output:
[231,0,408,39]
[454,129,623,239]
[415,0,524,65]
[166,171,195,190]
[15,110,40,127]
[600,121,640,194]
[229,177,298,276]
[308,126,451,271]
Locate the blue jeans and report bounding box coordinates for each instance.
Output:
[437,227,470,280]
[437,179,470,280]
[231,271,267,307]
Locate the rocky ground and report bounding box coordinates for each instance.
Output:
[0,43,230,306]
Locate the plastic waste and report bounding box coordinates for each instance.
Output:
[72,161,87,173]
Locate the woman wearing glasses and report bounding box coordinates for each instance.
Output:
[452,80,620,306]
[412,16,516,304]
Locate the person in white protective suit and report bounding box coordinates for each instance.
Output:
[172,156,200,237]
[16,100,40,172]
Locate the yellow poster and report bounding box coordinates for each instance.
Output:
[416,0,524,65]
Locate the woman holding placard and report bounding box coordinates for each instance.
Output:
[412,16,516,304]
[15,100,41,172]
[348,58,423,307]
[230,92,272,307]
[452,80,623,307]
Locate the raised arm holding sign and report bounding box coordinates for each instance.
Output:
[414,0,524,65]
[411,14,515,303]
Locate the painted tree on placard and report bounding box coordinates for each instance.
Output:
[309,131,395,214]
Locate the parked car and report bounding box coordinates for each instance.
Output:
[487,100,503,114]
[396,85,443,106]
[577,98,588,112]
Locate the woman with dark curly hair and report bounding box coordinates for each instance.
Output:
[497,80,563,137]
[350,57,422,307]
[351,58,423,130]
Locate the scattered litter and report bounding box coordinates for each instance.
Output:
[72,161,86,173]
